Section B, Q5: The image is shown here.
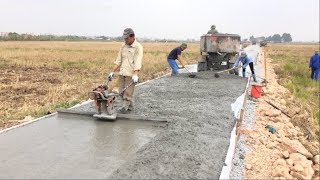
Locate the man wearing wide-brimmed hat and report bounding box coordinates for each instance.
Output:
[108,28,143,113]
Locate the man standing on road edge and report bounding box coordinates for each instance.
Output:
[167,43,188,75]
[108,28,143,113]
[233,51,257,82]
[309,50,320,81]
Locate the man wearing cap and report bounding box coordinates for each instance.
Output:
[107,28,143,113]
[233,52,257,82]
[309,50,320,81]
[167,43,188,75]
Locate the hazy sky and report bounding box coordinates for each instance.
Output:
[1,0,319,41]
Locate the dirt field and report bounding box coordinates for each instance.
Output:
[0,41,199,129]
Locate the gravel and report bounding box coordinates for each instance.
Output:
[230,99,256,179]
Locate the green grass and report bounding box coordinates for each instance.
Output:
[266,44,320,124]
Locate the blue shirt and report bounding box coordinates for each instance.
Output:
[167,47,182,60]
[310,53,320,69]
[233,55,254,68]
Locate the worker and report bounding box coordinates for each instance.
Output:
[309,50,320,81]
[207,25,218,34]
[167,43,188,75]
[107,28,143,113]
[233,52,257,82]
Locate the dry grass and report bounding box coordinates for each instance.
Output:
[0,41,199,128]
[264,43,320,139]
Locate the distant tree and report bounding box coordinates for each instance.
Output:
[272,34,282,43]
[8,32,20,41]
[266,36,272,42]
[249,35,255,42]
[258,36,266,41]
[282,33,292,42]
[1,32,126,42]
[207,25,218,34]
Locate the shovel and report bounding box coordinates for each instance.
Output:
[184,67,196,78]
[214,66,242,78]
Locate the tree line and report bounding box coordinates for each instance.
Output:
[0,32,197,42]
[247,33,292,43]
[0,32,125,41]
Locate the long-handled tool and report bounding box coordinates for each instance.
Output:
[214,66,240,78]
[184,67,196,78]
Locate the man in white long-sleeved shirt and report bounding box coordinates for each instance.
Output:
[108,28,143,113]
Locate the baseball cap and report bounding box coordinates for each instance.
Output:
[181,43,187,48]
[122,28,134,38]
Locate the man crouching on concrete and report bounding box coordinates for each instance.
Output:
[107,28,143,113]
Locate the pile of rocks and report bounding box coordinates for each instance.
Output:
[244,54,319,179]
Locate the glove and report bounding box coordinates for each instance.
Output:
[107,72,114,81]
[265,125,277,134]
[132,74,139,83]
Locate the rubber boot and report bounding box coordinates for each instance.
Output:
[253,74,257,82]
[242,71,246,77]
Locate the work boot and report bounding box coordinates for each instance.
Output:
[253,74,257,82]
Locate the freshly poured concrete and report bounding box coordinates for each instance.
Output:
[111,71,247,179]
[0,114,162,179]
[0,62,249,179]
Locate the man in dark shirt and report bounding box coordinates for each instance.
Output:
[167,43,187,75]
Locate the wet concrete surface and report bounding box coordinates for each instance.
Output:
[0,60,249,179]
[0,114,163,179]
[111,71,247,179]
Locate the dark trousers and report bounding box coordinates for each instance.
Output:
[243,62,255,74]
[311,68,315,79]
[311,68,320,81]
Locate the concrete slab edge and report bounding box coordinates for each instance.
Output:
[0,112,57,134]
[219,80,250,179]
[0,72,171,134]
[219,46,260,179]
[219,126,237,179]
